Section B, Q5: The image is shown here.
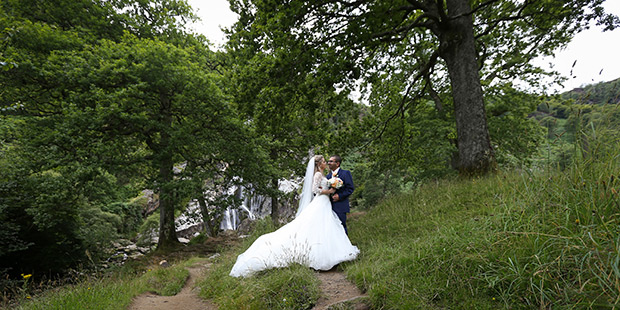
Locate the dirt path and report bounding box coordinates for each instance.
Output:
[129,261,216,310]
[313,269,369,310]
[129,260,368,310]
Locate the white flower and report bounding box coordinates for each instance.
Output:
[328,177,344,189]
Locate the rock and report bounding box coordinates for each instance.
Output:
[236,218,254,235]
[137,247,150,253]
[159,260,170,268]
[178,237,190,244]
[129,253,144,260]
[123,244,138,253]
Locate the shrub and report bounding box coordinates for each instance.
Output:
[101,201,144,235]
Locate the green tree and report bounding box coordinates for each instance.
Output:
[0,0,262,257]
[226,0,618,175]
[31,34,259,248]
[223,7,357,221]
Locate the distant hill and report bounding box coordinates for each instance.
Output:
[530,77,620,154]
[561,77,620,105]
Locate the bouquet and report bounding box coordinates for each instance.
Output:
[327,176,343,189]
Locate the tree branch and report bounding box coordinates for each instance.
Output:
[362,50,440,148]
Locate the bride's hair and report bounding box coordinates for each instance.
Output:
[314,155,325,172]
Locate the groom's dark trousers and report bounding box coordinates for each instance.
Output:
[328,169,354,234]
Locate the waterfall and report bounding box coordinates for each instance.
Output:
[135,177,302,244]
[214,178,300,231]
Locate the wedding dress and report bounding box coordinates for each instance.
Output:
[230,158,360,277]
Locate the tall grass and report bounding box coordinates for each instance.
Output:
[344,140,620,308]
[13,259,191,309]
[197,132,620,309]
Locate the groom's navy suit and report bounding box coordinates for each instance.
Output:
[328,169,354,234]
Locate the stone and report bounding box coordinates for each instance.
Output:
[129,253,144,260]
[137,247,150,253]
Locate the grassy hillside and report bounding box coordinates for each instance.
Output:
[345,155,620,308]
[197,140,620,309]
[563,78,620,105]
[11,144,620,309]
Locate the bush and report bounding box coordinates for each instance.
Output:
[78,207,120,263]
[136,212,159,247]
[101,201,144,235]
[1,171,86,276]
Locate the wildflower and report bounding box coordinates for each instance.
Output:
[492,297,496,301]
[21,274,32,280]
[575,218,580,224]
[26,296,31,299]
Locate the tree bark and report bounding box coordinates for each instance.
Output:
[197,197,214,237]
[270,177,279,225]
[439,0,495,175]
[157,155,178,248]
[157,97,179,249]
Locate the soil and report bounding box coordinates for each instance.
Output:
[128,261,217,310]
[313,268,369,310]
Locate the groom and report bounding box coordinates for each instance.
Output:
[327,155,354,234]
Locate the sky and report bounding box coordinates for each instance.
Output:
[186,0,620,94]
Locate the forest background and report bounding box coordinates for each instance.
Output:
[1,0,620,307]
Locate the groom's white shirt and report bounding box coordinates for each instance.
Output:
[331,168,340,176]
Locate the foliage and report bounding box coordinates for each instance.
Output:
[0,0,268,283]
[337,83,546,211]
[136,212,160,247]
[0,169,86,276]
[533,78,620,168]
[101,201,144,236]
[226,0,619,174]
[223,4,359,220]
[562,77,620,105]
[339,151,422,211]
[486,84,547,167]
[78,207,121,262]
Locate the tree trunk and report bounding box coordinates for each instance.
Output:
[270,177,279,225]
[198,197,214,237]
[269,148,279,225]
[156,99,179,249]
[157,154,179,248]
[439,0,495,175]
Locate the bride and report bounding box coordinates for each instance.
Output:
[230,155,360,277]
